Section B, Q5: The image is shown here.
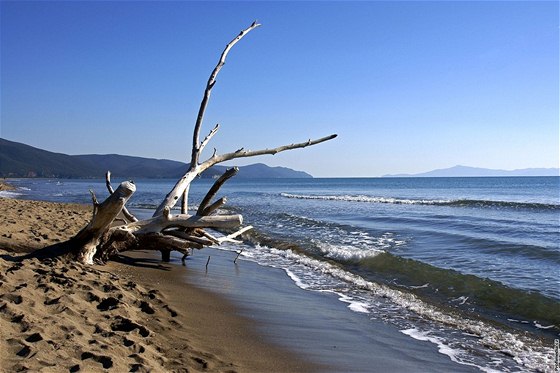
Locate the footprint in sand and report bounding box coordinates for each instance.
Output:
[81,351,113,369]
[111,316,150,337]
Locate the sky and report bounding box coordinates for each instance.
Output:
[1,1,558,177]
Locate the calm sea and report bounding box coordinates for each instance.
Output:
[4,176,559,371]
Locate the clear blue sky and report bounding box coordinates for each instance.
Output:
[1,1,558,177]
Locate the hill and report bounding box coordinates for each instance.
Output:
[384,165,559,177]
[0,138,312,179]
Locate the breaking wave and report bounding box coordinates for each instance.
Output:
[234,244,555,372]
[281,193,559,210]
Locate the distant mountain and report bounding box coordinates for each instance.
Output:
[236,163,312,178]
[384,165,560,178]
[0,138,312,179]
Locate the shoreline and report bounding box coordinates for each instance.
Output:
[0,196,476,372]
[0,178,557,371]
[175,247,478,373]
[0,197,321,372]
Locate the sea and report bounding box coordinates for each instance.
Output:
[2,176,559,372]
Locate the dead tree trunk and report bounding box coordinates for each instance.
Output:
[65,22,337,264]
[71,181,135,264]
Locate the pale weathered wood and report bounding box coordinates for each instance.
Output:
[106,171,138,222]
[190,22,261,167]
[127,213,243,235]
[218,225,254,244]
[163,229,215,247]
[72,181,135,264]
[197,167,238,215]
[201,197,226,216]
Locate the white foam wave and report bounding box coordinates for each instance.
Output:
[281,193,450,205]
[311,231,403,261]
[408,283,430,289]
[451,296,469,305]
[0,191,22,198]
[329,291,370,313]
[315,241,383,261]
[285,269,309,290]
[533,322,555,330]
[400,329,501,373]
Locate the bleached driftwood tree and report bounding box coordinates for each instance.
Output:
[68,22,336,265]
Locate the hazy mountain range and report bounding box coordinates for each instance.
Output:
[0,138,312,179]
[384,165,559,177]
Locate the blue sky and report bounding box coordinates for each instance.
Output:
[1,1,558,177]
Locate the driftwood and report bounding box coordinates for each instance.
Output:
[65,22,337,264]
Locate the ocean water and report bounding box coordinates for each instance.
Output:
[4,176,559,372]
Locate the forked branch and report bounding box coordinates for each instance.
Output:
[191,22,261,167]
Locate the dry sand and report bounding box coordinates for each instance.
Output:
[0,195,319,372]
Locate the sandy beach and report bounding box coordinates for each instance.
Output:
[0,194,319,372]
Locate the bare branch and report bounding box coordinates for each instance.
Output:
[89,189,99,206]
[194,229,220,244]
[164,230,215,247]
[141,233,201,250]
[105,171,138,223]
[73,181,136,264]
[181,184,191,214]
[234,249,243,263]
[181,192,187,214]
[150,22,337,217]
[190,22,261,167]
[154,134,337,216]
[197,167,238,215]
[204,134,338,167]
[217,225,253,244]
[89,189,99,219]
[199,124,220,154]
[163,206,172,221]
[201,197,226,216]
[129,213,243,235]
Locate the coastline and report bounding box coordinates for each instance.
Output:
[0,194,477,372]
[175,248,478,373]
[1,178,556,371]
[0,197,320,372]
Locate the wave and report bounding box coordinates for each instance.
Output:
[241,228,560,330]
[235,244,555,371]
[354,252,560,327]
[0,191,22,198]
[281,193,559,210]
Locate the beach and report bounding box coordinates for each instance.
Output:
[0,196,472,373]
[0,196,320,372]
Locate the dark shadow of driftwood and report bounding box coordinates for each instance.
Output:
[0,241,172,272]
[0,241,74,263]
[111,254,171,271]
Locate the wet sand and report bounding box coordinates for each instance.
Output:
[175,248,478,373]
